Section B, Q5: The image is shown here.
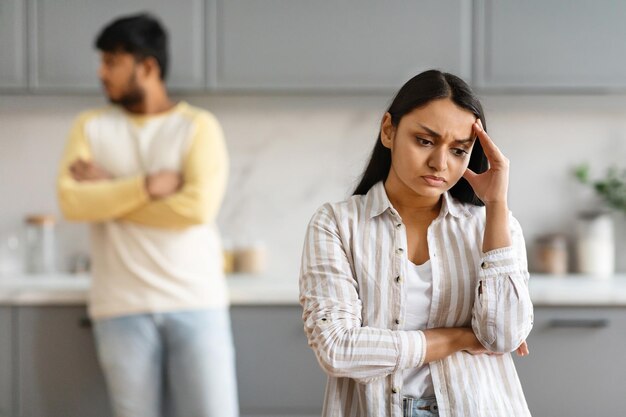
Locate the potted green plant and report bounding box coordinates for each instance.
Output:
[573,164,625,278]
[574,164,626,213]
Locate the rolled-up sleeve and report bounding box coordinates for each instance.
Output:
[299,205,426,384]
[471,214,534,353]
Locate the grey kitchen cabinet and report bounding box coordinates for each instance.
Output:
[0,307,14,417]
[513,307,626,417]
[16,306,111,417]
[475,0,626,91]
[7,304,324,417]
[0,0,28,90]
[209,0,472,92]
[230,305,326,417]
[29,0,206,92]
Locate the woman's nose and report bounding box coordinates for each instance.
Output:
[427,148,447,172]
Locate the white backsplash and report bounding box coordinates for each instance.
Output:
[1,93,625,280]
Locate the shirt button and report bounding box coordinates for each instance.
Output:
[396,223,402,228]
[391,387,399,394]
[481,261,489,269]
[395,275,402,283]
[395,319,400,325]
[396,248,404,254]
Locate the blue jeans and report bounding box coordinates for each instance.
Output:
[403,396,439,417]
[93,309,239,417]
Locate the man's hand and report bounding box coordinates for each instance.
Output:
[70,159,113,182]
[145,170,182,199]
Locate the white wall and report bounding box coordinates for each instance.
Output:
[1,93,625,280]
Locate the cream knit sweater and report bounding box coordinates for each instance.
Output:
[57,102,229,319]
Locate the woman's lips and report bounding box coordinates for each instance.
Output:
[422,175,446,187]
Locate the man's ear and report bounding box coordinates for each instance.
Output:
[141,56,161,80]
[380,112,395,150]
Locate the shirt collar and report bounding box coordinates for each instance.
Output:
[440,189,472,219]
[365,181,471,220]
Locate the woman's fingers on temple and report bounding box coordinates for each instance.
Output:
[473,122,505,162]
[473,123,495,149]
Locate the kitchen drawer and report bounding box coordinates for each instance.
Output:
[513,307,626,417]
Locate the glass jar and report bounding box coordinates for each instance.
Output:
[235,241,267,275]
[534,234,568,275]
[0,232,24,278]
[24,214,58,274]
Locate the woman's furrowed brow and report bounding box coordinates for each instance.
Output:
[417,123,475,144]
[417,123,441,138]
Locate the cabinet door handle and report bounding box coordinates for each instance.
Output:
[78,317,92,328]
[547,319,609,328]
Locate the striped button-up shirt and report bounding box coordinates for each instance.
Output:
[299,181,533,417]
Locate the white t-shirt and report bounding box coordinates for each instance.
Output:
[402,259,435,398]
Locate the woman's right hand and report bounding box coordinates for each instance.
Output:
[422,328,529,364]
[462,329,529,357]
[460,328,494,355]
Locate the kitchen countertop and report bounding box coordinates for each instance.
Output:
[0,273,300,306]
[1,273,626,307]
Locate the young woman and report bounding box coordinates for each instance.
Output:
[299,70,533,417]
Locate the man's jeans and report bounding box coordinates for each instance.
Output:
[93,309,239,417]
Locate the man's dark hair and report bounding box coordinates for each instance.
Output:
[95,13,169,80]
[353,69,489,206]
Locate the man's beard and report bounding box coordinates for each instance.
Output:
[107,73,145,108]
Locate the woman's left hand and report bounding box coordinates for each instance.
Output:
[462,120,509,205]
[515,340,529,357]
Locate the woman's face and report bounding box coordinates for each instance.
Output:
[381,97,477,199]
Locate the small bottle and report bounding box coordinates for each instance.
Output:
[24,214,58,274]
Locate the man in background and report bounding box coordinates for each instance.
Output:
[57,13,238,417]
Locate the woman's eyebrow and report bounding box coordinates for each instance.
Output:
[417,123,441,138]
[454,138,475,146]
[417,123,475,144]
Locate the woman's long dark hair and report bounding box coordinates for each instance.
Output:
[353,70,488,206]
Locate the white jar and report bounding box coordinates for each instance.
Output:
[575,211,614,278]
